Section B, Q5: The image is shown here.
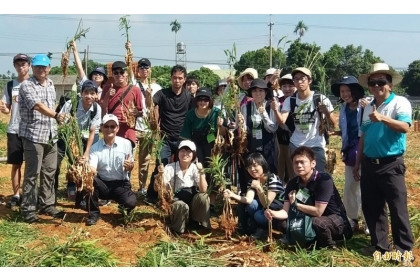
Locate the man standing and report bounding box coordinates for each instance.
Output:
[133,57,162,196]
[0,54,30,208]
[146,65,194,203]
[275,67,336,172]
[18,54,66,223]
[80,114,137,226]
[354,63,414,266]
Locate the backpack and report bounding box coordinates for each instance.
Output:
[55,95,97,121]
[289,92,330,145]
[6,80,13,103]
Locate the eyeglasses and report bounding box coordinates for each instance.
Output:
[103,124,117,129]
[139,65,150,70]
[367,79,388,87]
[112,70,125,76]
[292,76,308,83]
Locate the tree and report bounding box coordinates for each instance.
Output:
[151,65,172,88]
[170,19,181,63]
[401,60,420,96]
[234,46,284,78]
[187,67,221,90]
[294,20,308,41]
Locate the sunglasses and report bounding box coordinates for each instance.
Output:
[197,98,210,102]
[367,79,388,87]
[139,65,150,70]
[103,124,117,129]
[112,70,125,76]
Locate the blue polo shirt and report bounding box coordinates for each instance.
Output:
[360,93,412,158]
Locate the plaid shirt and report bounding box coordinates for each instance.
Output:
[18,76,58,144]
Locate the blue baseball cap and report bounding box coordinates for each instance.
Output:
[81,80,98,93]
[32,54,50,66]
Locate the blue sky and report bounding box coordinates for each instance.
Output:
[1,4,419,77]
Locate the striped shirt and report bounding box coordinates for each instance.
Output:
[247,173,285,202]
[89,136,133,181]
[18,76,57,144]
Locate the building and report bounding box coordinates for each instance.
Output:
[187,65,232,79]
[48,75,78,101]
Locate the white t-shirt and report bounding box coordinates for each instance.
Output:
[281,92,334,148]
[163,162,200,193]
[1,79,22,134]
[134,80,162,132]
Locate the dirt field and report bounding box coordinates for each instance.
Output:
[0,112,418,267]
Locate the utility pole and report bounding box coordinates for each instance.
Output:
[268,15,274,68]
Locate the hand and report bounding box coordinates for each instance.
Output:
[359,98,370,108]
[78,155,87,165]
[226,75,235,85]
[70,40,77,52]
[269,69,281,84]
[125,41,131,50]
[129,107,139,117]
[369,104,383,122]
[237,113,244,125]
[0,101,8,113]
[353,165,361,181]
[258,105,265,115]
[196,161,203,171]
[157,163,164,174]
[56,113,65,123]
[107,83,116,97]
[288,190,296,205]
[217,117,224,127]
[123,154,134,171]
[250,180,262,192]
[264,209,274,221]
[223,189,233,198]
[318,102,330,115]
[270,98,279,111]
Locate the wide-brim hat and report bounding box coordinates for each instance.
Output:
[331,75,365,99]
[247,78,268,96]
[237,68,258,90]
[88,67,108,84]
[358,63,402,88]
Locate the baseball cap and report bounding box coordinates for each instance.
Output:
[291,67,312,78]
[13,53,30,63]
[265,68,276,77]
[32,54,50,67]
[178,140,196,152]
[216,79,227,87]
[81,80,98,92]
[138,58,151,67]
[195,87,212,99]
[102,114,119,126]
[111,61,127,70]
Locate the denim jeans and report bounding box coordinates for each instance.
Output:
[147,138,181,200]
[247,199,268,228]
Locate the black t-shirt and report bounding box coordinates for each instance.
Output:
[153,88,194,139]
[285,170,341,216]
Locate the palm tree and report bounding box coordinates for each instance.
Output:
[294,20,308,41]
[170,19,181,63]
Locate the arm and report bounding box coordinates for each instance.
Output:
[0,88,11,113]
[33,102,59,118]
[378,116,410,133]
[225,189,254,205]
[276,97,291,125]
[88,151,98,174]
[261,107,278,133]
[196,166,208,193]
[71,41,86,81]
[179,110,192,139]
[267,201,290,220]
[296,201,328,217]
[353,133,365,181]
[256,190,277,209]
[83,127,95,158]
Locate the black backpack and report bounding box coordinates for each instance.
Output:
[289,92,330,145]
[6,80,13,103]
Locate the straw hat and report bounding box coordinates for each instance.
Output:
[358,63,402,88]
[237,68,258,90]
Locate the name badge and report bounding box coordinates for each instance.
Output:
[81,130,90,139]
[296,189,310,203]
[252,129,263,140]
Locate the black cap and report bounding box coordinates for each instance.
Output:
[112,61,127,70]
[138,58,151,67]
[216,79,227,87]
[195,87,212,99]
[81,80,98,92]
[13,53,30,63]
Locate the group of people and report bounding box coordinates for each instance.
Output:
[0,44,415,266]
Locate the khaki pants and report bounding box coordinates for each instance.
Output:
[137,131,152,190]
[277,142,294,184]
[169,193,210,233]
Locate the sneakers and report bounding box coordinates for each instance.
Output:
[251,228,268,240]
[6,196,21,209]
[86,212,100,226]
[39,206,66,219]
[23,212,40,224]
[137,189,147,196]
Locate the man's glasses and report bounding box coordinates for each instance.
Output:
[139,65,150,70]
[368,79,388,87]
[103,124,117,129]
[112,70,125,76]
[292,76,308,83]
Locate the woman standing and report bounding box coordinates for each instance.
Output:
[180,87,228,216]
[186,77,200,97]
[157,140,210,234]
[330,75,369,235]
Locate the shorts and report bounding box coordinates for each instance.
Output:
[7,133,24,165]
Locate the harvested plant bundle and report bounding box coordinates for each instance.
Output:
[325,148,337,174]
[155,169,174,216]
[220,198,236,239]
[61,18,89,81]
[119,15,133,84]
[122,100,136,128]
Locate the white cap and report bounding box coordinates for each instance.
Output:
[178,140,196,151]
[102,114,119,126]
[265,68,276,77]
